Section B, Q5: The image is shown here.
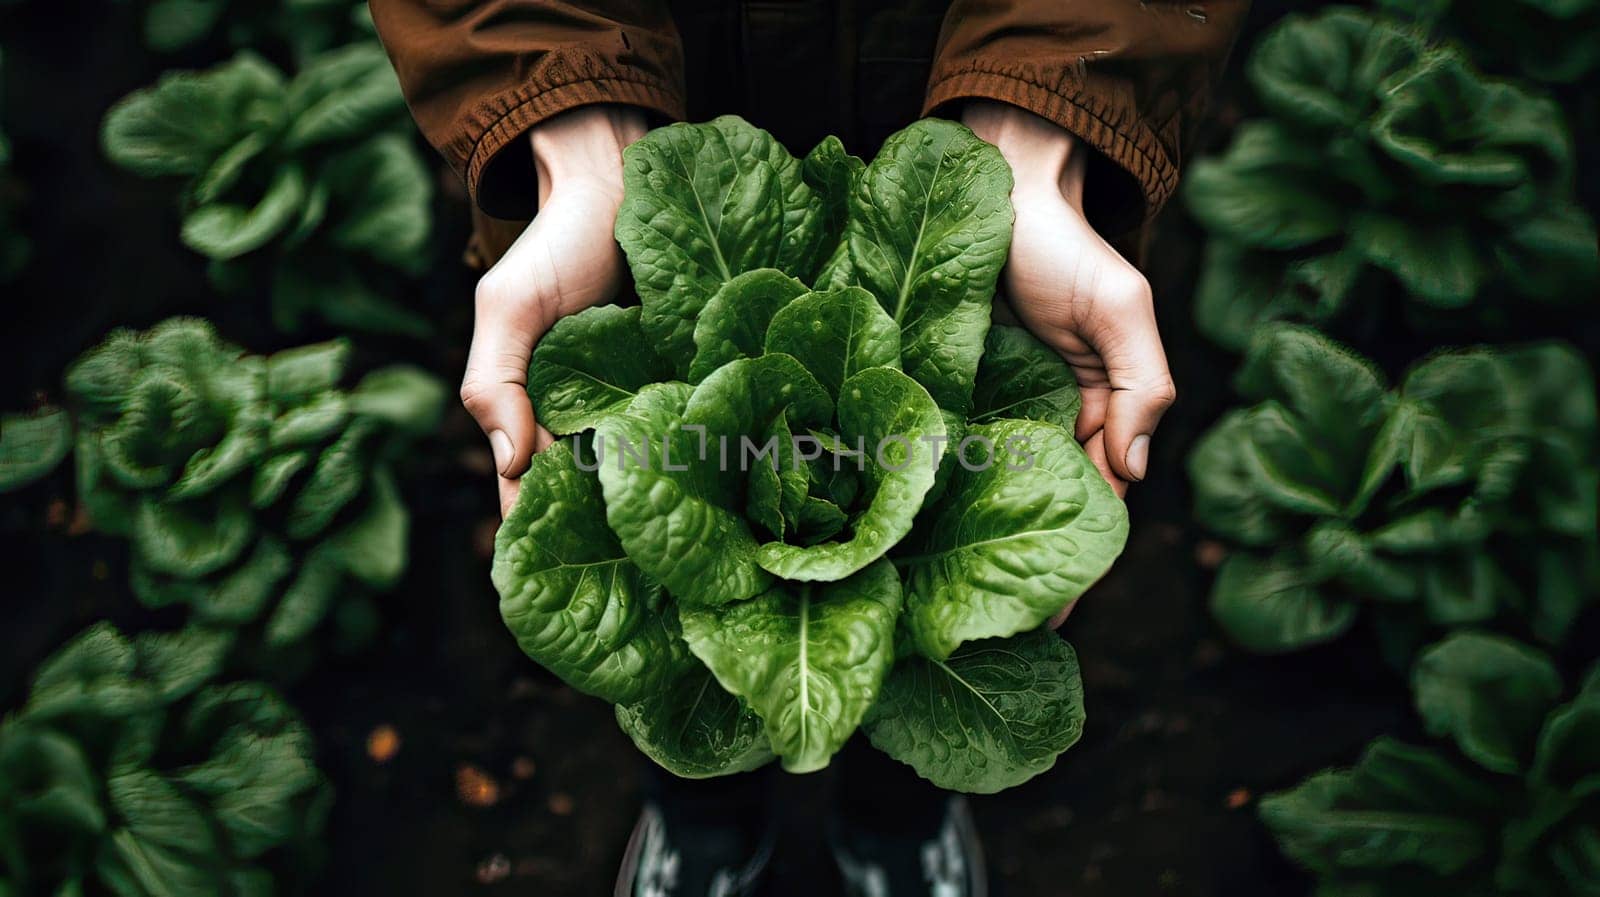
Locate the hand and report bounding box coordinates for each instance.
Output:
[461,105,647,517]
[964,102,1176,627]
[964,102,1176,499]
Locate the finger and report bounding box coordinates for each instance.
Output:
[498,475,522,519]
[1048,601,1075,629]
[533,423,556,453]
[1097,310,1176,484]
[1075,385,1108,444]
[1083,430,1127,498]
[461,274,547,482]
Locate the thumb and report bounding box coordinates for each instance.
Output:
[1096,304,1176,484]
[462,277,549,488]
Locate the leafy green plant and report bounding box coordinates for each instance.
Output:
[1189,324,1597,655]
[1260,631,1600,895]
[0,407,72,493]
[65,317,445,656]
[137,0,375,63]
[1183,7,1599,351]
[1376,0,1600,85]
[0,622,329,896]
[101,46,435,336]
[492,116,1128,793]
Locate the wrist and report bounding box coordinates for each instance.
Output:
[961,100,1086,207]
[528,105,648,201]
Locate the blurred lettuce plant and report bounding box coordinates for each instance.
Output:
[0,623,329,896]
[1188,325,1598,655]
[101,46,434,337]
[140,0,376,63]
[65,318,445,653]
[1261,631,1600,895]
[1376,0,1600,85]
[1184,7,1599,350]
[0,407,73,492]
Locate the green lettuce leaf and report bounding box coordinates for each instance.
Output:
[1208,550,1357,654]
[1185,122,1345,251]
[131,627,232,703]
[494,442,677,704]
[762,286,901,399]
[744,412,806,540]
[100,53,285,178]
[617,116,825,367]
[615,661,774,779]
[680,560,900,773]
[531,305,677,435]
[794,496,848,544]
[265,340,349,402]
[174,682,324,859]
[1189,409,1299,548]
[262,543,344,647]
[1370,50,1571,200]
[842,118,1012,413]
[325,467,408,588]
[318,134,432,267]
[132,538,291,626]
[687,269,809,383]
[1258,737,1499,876]
[283,418,374,540]
[970,325,1081,432]
[1233,325,1391,515]
[597,359,830,606]
[900,419,1127,660]
[756,366,944,582]
[0,724,107,835]
[280,43,408,152]
[346,365,447,437]
[0,406,74,492]
[132,492,257,578]
[1349,211,1486,306]
[1496,200,1600,301]
[1191,240,1366,353]
[865,630,1085,794]
[1411,632,1564,774]
[180,163,308,260]
[1528,667,1600,797]
[1247,8,1425,132]
[802,135,864,287]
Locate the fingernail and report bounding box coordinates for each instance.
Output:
[489,429,514,475]
[1126,434,1150,482]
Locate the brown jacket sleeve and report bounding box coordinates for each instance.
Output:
[926,0,1249,233]
[369,0,685,219]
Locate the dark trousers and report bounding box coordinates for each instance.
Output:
[642,737,949,836]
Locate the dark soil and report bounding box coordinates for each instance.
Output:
[3,3,1585,896]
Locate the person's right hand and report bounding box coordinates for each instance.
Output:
[461,105,647,517]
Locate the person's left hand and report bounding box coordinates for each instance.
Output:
[963,101,1178,624]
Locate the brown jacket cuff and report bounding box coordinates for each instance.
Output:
[925,66,1178,232]
[457,52,685,219]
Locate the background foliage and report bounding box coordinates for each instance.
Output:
[101,44,435,336]
[1,2,450,893]
[1182,5,1600,896]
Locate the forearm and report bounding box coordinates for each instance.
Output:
[929,0,1251,231]
[528,105,646,207]
[369,0,684,218]
[962,101,1088,210]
